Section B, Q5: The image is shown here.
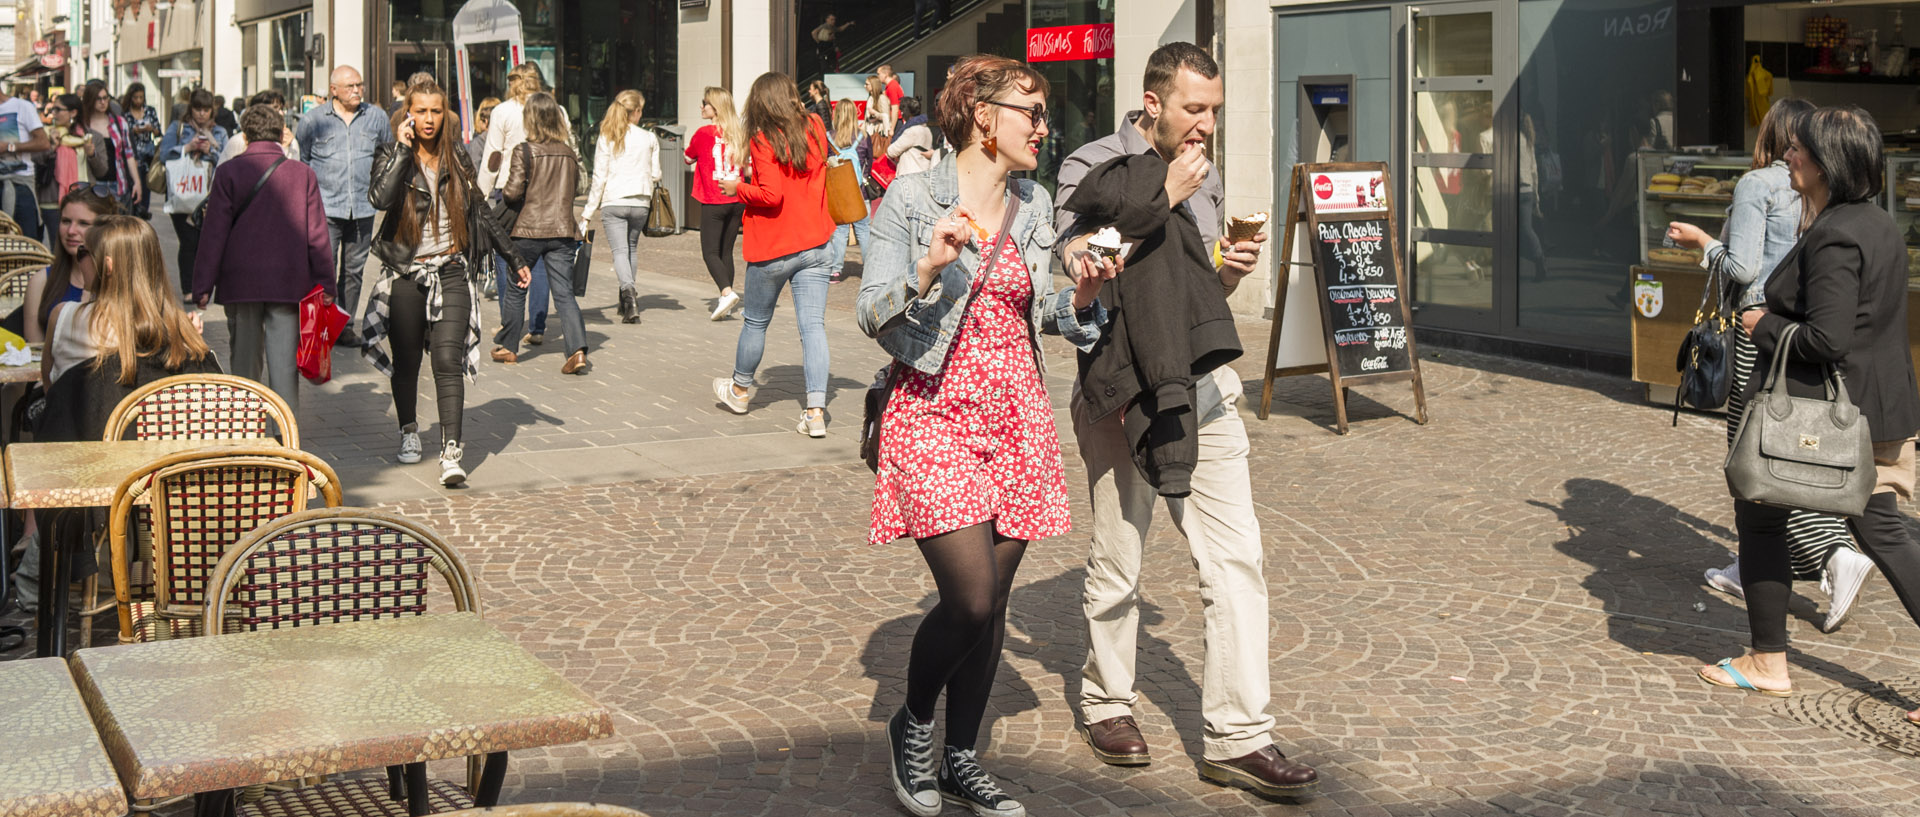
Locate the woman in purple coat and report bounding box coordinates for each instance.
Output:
[191,104,334,410]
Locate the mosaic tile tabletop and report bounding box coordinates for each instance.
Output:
[0,343,42,384]
[0,658,130,817]
[71,612,614,801]
[4,438,276,509]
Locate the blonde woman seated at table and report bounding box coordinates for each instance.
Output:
[11,216,218,611]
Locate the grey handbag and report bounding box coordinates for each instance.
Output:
[1724,324,1875,516]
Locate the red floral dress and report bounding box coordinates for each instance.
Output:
[869,235,1071,544]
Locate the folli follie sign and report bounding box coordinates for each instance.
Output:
[1026,23,1115,62]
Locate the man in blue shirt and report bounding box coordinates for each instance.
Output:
[296,65,393,345]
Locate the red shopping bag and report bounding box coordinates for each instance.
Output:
[869,154,897,190]
[297,285,349,384]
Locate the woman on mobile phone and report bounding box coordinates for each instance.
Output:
[364,79,530,487]
[157,90,228,297]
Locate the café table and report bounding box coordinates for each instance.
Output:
[72,612,615,815]
[0,344,40,384]
[5,438,278,657]
[0,658,131,817]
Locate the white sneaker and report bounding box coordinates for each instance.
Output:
[713,378,754,414]
[797,410,827,438]
[397,424,423,464]
[710,291,741,321]
[1821,547,1877,633]
[1705,562,1743,600]
[439,441,467,487]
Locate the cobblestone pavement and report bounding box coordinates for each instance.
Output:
[7,220,1920,815]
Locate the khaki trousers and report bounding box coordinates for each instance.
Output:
[1072,368,1276,760]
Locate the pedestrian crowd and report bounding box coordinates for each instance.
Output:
[8,33,1920,817]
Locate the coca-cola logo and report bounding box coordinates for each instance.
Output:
[1313,175,1334,199]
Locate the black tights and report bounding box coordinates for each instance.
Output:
[699,202,744,291]
[387,263,472,441]
[1741,492,1920,651]
[906,522,1027,751]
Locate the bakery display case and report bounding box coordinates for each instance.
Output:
[1632,150,1920,404]
[1635,150,1750,269]
[1886,154,1920,278]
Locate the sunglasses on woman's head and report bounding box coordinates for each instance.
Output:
[986,100,1049,129]
[67,181,117,197]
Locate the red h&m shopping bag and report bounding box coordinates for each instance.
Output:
[298,285,349,384]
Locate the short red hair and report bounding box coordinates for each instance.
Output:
[935,54,1050,152]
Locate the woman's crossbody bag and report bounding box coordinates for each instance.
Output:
[860,188,1021,473]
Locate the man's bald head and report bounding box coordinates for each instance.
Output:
[329,66,365,108]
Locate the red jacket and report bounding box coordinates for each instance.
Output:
[735,115,834,263]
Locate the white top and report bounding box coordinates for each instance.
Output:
[0,96,44,178]
[47,300,98,384]
[416,164,455,257]
[218,133,302,164]
[887,124,939,176]
[582,125,661,222]
[478,98,574,195]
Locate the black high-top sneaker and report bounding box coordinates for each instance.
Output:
[938,746,1024,817]
[887,706,941,816]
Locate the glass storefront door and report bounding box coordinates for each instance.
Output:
[1406,1,1514,331]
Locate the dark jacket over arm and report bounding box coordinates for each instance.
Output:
[1063,153,1241,496]
[1751,200,1920,441]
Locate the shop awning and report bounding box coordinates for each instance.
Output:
[0,53,61,83]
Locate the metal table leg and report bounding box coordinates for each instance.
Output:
[476,751,509,807]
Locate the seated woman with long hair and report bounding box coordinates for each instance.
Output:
[21,186,117,343]
[39,215,219,440]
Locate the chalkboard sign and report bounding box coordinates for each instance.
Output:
[1258,162,1429,434]
[1311,217,1413,378]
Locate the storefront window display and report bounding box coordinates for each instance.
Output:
[1031,0,1115,196]
[377,0,675,161]
[267,13,311,107]
[1516,0,1675,349]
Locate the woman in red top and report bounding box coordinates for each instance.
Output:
[685,86,747,320]
[712,72,837,439]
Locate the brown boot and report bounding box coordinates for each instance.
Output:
[1079,716,1150,766]
[490,347,517,364]
[561,350,589,374]
[1199,745,1318,798]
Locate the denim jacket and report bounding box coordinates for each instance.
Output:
[856,153,1103,374]
[294,101,394,221]
[157,121,228,166]
[1703,161,1801,308]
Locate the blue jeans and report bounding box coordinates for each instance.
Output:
[497,253,549,335]
[732,242,834,409]
[3,178,40,242]
[830,210,872,276]
[600,204,650,290]
[500,237,586,355]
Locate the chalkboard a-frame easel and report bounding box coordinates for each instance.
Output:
[1257,162,1430,434]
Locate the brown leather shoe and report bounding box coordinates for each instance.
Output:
[1199,745,1318,798]
[1081,716,1150,766]
[490,347,517,364]
[561,350,589,374]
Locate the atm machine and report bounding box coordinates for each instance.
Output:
[1297,75,1354,163]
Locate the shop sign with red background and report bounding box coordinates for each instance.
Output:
[1026,23,1115,62]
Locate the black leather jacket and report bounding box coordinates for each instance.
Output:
[369,141,527,271]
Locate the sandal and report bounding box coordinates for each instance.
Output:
[1697,658,1792,698]
[1905,710,1920,726]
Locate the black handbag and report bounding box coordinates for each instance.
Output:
[1673,261,1732,423]
[1725,324,1874,516]
[572,230,593,298]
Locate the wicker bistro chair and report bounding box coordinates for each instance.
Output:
[0,209,22,235]
[106,446,343,645]
[0,239,55,313]
[104,373,301,445]
[200,508,488,817]
[77,374,303,647]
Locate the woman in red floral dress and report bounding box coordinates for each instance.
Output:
[855,55,1118,817]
